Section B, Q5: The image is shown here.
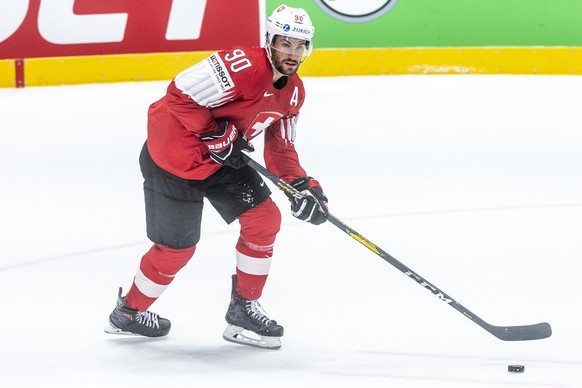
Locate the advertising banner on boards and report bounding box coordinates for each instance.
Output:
[0,0,262,59]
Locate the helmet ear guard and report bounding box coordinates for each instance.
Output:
[265,4,314,63]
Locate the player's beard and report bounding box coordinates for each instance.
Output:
[273,55,300,76]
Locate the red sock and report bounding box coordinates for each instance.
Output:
[235,198,281,300]
[235,237,273,299]
[125,243,195,311]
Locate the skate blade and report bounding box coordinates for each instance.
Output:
[222,324,282,350]
[104,324,142,336]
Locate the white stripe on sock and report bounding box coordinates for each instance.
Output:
[236,250,272,276]
[133,268,168,298]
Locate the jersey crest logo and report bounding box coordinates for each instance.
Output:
[245,111,284,139]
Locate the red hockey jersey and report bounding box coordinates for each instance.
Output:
[146,46,308,183]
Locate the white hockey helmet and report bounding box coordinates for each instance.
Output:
[265,4,314,63]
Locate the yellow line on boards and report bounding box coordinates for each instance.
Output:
[2,47,581,88]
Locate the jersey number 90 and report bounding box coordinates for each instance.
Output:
[224,49,252,73]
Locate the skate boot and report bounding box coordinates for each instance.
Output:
[223,275,284,350]
[104,287,171,337]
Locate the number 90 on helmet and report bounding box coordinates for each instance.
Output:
[265,4,315,64]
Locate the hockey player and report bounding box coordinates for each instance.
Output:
[105,5,328,349]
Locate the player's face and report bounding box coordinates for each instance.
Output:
[270,36,309,76]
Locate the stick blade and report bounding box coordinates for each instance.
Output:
[489,322,552,341]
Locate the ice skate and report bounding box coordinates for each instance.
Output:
[104,287,171,337]
[223,275,283,350]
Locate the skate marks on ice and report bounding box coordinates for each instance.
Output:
[321,350,582,387]
[102,336,579,387]
[1,76,582,387]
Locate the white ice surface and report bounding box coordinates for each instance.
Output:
[1,75,581,387]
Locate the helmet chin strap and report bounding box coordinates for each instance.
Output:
[265,42,274,66]
[265,42,285,82]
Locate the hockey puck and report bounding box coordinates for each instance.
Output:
[508,365,525,373]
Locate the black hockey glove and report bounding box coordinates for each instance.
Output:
[287,177,328,225]
[201,121,254,169]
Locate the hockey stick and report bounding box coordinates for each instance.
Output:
[242,155,552,341]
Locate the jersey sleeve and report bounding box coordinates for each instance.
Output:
[165,52,243,136]
[264,114,307,183]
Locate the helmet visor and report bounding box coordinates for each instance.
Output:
[270,36,312,63]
